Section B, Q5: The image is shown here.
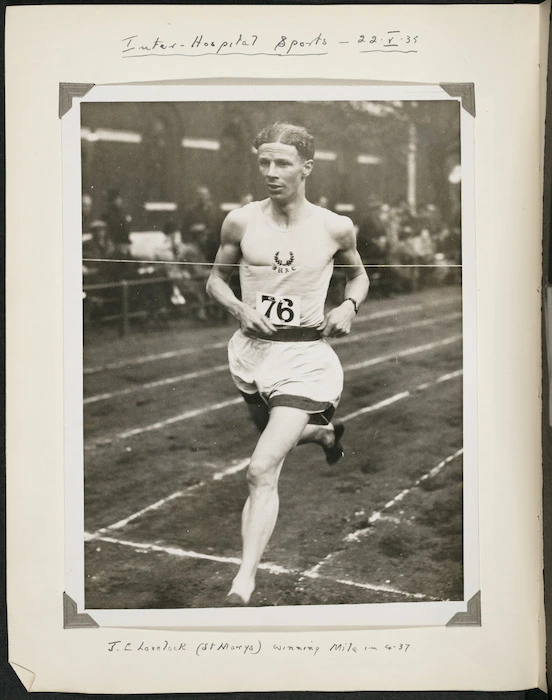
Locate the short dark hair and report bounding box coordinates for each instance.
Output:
[253,122,315,161]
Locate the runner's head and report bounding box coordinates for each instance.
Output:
[254,123,315,162]
[254,123,315,202]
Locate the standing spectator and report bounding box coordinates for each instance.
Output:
[82,219,117,322]
[357,203,392,297]
[181,186,221,263]
[103,189,132,258]
[357,202,384,261]
[82,193,93,234]
[103,189,133,281]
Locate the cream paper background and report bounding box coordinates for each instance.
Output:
[5,3,546,693]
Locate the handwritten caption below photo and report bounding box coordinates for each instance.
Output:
[107,639,412,656]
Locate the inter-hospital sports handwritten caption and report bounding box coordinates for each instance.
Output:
[121,31,420,58]
[107,639,412,656]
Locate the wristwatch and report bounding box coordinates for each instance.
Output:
[345,297,359,314]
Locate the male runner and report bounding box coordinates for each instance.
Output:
[206,123,369,605]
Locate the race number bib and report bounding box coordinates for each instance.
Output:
[256,292,301,327]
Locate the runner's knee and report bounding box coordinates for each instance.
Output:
[247,458,279,489]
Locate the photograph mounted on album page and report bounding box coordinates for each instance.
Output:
[6,2,545,694]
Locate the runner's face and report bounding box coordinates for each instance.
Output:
[258,142,313,202]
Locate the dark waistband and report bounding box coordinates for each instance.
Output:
[266,327,322,342]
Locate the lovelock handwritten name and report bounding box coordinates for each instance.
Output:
[108,640,187,653]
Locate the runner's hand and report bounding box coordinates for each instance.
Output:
[319,302,356,337]
[238,305,278,338]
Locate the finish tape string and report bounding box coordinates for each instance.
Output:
[83,257,462,269]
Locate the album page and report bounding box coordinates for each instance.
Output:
[5,2,547,693]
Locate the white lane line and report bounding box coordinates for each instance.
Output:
[341,392,410,423]
[212,458,251,481]
[304,446,464,577]
[308,575,435,601]
[84,342,228,376]
[83,298,459,375]
[87,534,434,600]
[331,312,461,348]
[86,487,201,539]
[89,535,243,566]
[345,448,464,542]
[87,397,243,449]
[84,365,227,405]
[86,458,251,540]
[86,372,461,540]
[85,335,462,450]
[344,335,461,373]
[84,312,461,405]
[436,369,463,383]
[363,303,422,320]
[118,398,243,440]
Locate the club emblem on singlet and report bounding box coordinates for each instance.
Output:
[273,250,296,274]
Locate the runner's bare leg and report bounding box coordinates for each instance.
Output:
[229,406,311,603]
[246,403,336,449]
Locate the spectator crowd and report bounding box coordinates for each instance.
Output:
[82,186,461,328]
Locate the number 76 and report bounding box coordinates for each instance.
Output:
[261,295,295,323]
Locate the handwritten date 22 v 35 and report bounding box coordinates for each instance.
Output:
[121,31,419,57]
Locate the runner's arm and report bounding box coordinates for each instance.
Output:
[320,220,370,337]
[206,211,277,336]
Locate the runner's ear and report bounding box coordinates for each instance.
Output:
[302,159,314,178]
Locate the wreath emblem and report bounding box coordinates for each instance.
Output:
[272,250,296,273]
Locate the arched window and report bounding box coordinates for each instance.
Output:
[219,121,249,202]
[143,114,178,203]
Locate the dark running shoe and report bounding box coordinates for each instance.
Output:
[226,592,249,606]
[323,421,345,466]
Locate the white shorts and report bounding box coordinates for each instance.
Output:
[228,329,344,424]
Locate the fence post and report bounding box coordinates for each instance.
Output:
[120,280,129,336]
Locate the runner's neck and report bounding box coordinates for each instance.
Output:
[263,197,314,231]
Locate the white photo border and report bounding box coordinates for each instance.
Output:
[62,81,478,629]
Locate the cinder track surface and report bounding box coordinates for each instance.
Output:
[83,286,464,609]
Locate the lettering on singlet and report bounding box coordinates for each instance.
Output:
[272,250,297,274]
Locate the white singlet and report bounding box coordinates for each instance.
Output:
[239,201,339,329]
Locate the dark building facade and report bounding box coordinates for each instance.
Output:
[81,100,461,233]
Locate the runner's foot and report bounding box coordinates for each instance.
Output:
[226,592,249,606]
[322,421,345,465]
[227,576,255,605]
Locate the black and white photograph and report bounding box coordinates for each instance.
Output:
[63,84,477,626]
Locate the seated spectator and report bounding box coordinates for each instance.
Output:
[82,220,116,284]
[409,228,436,288]
[154,221,210,321]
